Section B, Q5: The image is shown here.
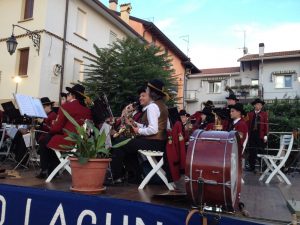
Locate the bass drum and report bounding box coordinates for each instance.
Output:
[185,130,242,211]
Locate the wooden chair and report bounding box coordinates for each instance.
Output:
[138,150,175,190]
[258,134,294,185]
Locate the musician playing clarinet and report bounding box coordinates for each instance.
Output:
[110,79,169,184]
[246,98,268,172]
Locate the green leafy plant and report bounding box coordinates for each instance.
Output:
[60,108,131,164]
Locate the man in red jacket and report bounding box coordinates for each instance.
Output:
[36,84,92,179]
[246,98,268,172]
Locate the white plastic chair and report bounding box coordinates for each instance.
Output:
[258,134,294,185]
[138,150,175,190]
[0,124,14,161]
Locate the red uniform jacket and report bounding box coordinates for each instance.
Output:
[38,111,57,143]
[246,111,268,140]
[47,100,92,150]
[166,121,186,182]
[232,118,248,148]
[190,111,202,131]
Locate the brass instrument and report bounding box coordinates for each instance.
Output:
[113,102,138,138]
[212,111,223,130]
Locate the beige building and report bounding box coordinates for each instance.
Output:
[0,0,141,103]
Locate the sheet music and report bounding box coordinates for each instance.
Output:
[14,94,47,118]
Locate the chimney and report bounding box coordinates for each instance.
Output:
[259,43,264,57]
[109,0,118,11]
[120,3,132,24]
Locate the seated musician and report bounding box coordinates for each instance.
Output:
[228,103,248,149]
[36,97,57,144]
[110,79,169,184]
[36,84,92,179]
[198,108,215,130]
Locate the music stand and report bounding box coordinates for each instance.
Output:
[1,101,21,124]
[13,94,47,169]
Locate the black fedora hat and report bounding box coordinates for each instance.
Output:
[229,103,246,116]
[203,100,214,108]
[66,84,86,99]
[226,94,239,101]
[147,79,166,96]
[179,109,187,116]
[40,97,54,105]
[251,98,265,105]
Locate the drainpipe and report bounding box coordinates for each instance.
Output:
[59,0,69,104]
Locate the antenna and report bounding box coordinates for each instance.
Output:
[179,35,190,57]
[236,30,248,55]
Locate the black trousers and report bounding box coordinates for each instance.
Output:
[248,131,264,170]
[38,134,60,173]
[11,131,28,163]
[110,137,169,181]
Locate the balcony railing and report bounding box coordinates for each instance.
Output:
[185,90,198,102]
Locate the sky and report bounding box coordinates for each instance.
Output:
[105,0,300,69]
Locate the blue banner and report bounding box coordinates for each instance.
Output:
[0,184,264,225]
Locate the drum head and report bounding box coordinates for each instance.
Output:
[230,135,239,208]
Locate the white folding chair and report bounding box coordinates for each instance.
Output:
[0,124,14,161]
[45,149,75,183]
[258,134,294,185]
[138,150,175,190]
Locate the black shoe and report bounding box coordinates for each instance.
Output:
[36,171,48,179]
[104,177,124,186]
[244,167,255,172]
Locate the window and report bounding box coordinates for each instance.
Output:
[109,31,117,45]
[235,79,241,87]
[275,75,292,88]
[208,81,221,93]
[23,0,34,19]
[18,48,29,76]
[73,59,84,82]
[250,79,259,96]
[76,8,87,37]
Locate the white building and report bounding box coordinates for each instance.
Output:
[186,48,300,114]
[0,0,141,103]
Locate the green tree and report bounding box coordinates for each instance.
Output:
[81,37,176,115]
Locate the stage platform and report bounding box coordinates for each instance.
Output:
[0,162,299,224]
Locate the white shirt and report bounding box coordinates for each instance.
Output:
[136,102,160,136]
[233,118,241,125]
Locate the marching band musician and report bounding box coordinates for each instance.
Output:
[36,84,92,179]
[110,79,169,184]
[228,103,248,149]
[223,91,239,131]
[36,97,57,143]
[60,92,68,105]
[246,98,268,172]
[198,108,215,131]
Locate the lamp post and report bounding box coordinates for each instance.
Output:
[13,76,22,94]
[6,24,41,55]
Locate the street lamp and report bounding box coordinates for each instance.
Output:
[13,76,22,94]
[6,24,41,55]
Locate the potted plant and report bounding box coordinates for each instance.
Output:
[60,108,130,194]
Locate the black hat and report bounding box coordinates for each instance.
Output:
[66,84,86,99]
[60,92,67,98]
[147,79,166,96]
[40,97,54,105]
[179,109,187,116]
[226,94,239,101]
[203,100,214,108]
[229,103,245,116]
[251,98,265,106]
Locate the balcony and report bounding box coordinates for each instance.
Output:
[185,90,198,102]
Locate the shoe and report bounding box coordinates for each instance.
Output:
[244,167,255,172]
[104,177,124,186]
[36,171,48,179]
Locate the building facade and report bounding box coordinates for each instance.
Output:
[0,0,141,103]
[186,49,300,114]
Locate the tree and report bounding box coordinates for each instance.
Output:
[81,37,177,115]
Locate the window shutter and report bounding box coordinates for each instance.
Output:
[24,0,34,19]
[19,48,29,76]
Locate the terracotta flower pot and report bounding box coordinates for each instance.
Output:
[69,157,111,194]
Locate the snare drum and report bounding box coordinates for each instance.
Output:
[185,129,242,211]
